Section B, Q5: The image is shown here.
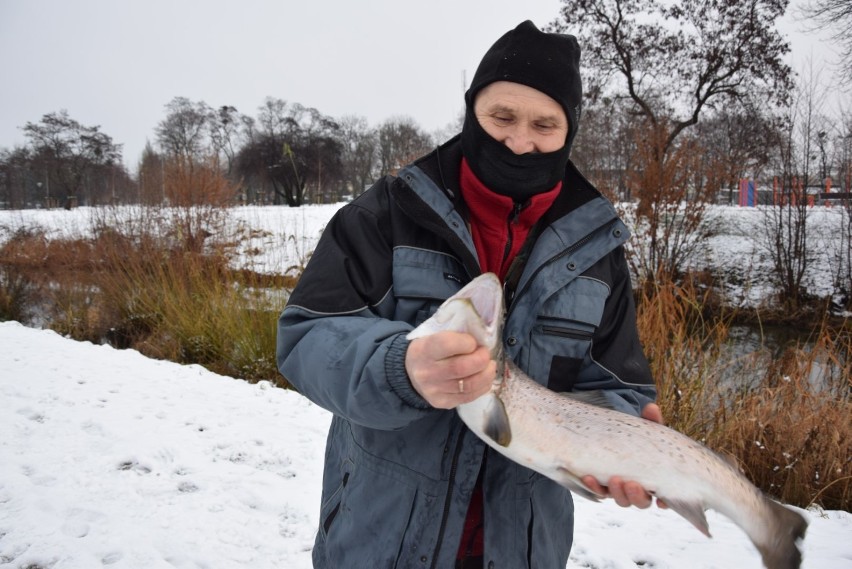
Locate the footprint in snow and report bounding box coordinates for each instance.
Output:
[101,551,123,565]
[177,481,199,493]
[116,460,151,474]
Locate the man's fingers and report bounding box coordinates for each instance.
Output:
[606,476,631,507]
[426,364,495,408]
[405,334,496,409]
[417,331,478,360]
[622,481,653,509]
[582,475,656,509]
[641,403,664,425]
[581,475,605,497]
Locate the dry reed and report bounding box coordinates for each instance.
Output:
[636,274,851,511]
[0,204,289,386]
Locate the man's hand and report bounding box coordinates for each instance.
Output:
[580,403,668,509]
[405,331,496,409]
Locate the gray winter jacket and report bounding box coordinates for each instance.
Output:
[276,137,656,569]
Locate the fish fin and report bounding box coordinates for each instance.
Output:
[563,390,619,410]
[716,450,744,473]
[664,498,712,538]
[554,467,604,502]
[483,395,512,447]
[756,500,808,569]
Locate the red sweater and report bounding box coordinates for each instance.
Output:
[460,158,561,280]
[456,158,560,558]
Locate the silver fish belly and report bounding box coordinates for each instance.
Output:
[407,273,808,569]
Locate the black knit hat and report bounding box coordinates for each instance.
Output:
[465,20,582,148]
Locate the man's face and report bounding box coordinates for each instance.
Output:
[473,81,569,155]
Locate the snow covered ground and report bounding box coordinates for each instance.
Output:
[1,321,851,568]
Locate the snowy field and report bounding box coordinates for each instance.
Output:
[1,322,851,569]
[1,203,851,568]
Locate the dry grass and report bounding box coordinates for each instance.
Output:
[707,329,852,511]
[0,203,293,387]
[636,274,851,511]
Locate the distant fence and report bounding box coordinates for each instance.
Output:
[737,177,851,207]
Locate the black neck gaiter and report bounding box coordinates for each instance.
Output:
[460,107,571,202]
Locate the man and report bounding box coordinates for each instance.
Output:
[277,20,661,569]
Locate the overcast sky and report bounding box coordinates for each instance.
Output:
[0,0,841,170]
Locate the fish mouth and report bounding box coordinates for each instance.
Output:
[465,285,501,328]
[405,273,504,352]
[456,273,504,349]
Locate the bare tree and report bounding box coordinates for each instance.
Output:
[430,112,465,146]
[137,142,165,205]
[236,99,343,206]
[256,97,292,138]
[155,97,212,162]
[798,0,852,83]
[696,100,780,205]
[625,125,719,281]
[549,0,794,281]
[337,115,378,197]
[208,105,244,176]
[822,103,852,309]
[153,97,245,207]
[23,110,123,207]
[550,0,793,152]
[0,146,34,209]
[758,62,830,312]
[571,95,638,200]
[376,117,433,177]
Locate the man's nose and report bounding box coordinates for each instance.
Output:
[503,125,535,154]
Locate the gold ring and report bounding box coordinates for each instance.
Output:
[458,379,465,394]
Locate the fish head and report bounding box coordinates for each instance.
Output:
[406,273,504,356]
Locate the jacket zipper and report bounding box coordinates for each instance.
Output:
[512,219,619,304]
[430,427,466,569]
[541,325,593,340]
[561,219,616,261]
[501,201,524,269]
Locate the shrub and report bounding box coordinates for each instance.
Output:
[0,204,288,387]
[636,275,851,510]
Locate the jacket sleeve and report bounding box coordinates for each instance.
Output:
[276,194,435,431]
[579,246,657,417]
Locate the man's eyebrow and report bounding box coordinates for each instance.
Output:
[531,111,565,124]
[484,103,565,124]
[486,104,517,114]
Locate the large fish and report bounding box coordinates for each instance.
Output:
[406,273,808,569]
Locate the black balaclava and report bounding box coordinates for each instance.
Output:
[461,20,582,201]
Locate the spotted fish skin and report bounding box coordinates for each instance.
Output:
[407,273,808,569]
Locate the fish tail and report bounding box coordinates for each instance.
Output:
[755,500,808,569]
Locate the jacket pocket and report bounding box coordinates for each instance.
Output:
[320,470,349,537]
[523,277,609,389]
[538,322,593,392]
[391,247,467,324]
[323,452,421,568]
[526,475,574,568]
[511,471,574,569]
